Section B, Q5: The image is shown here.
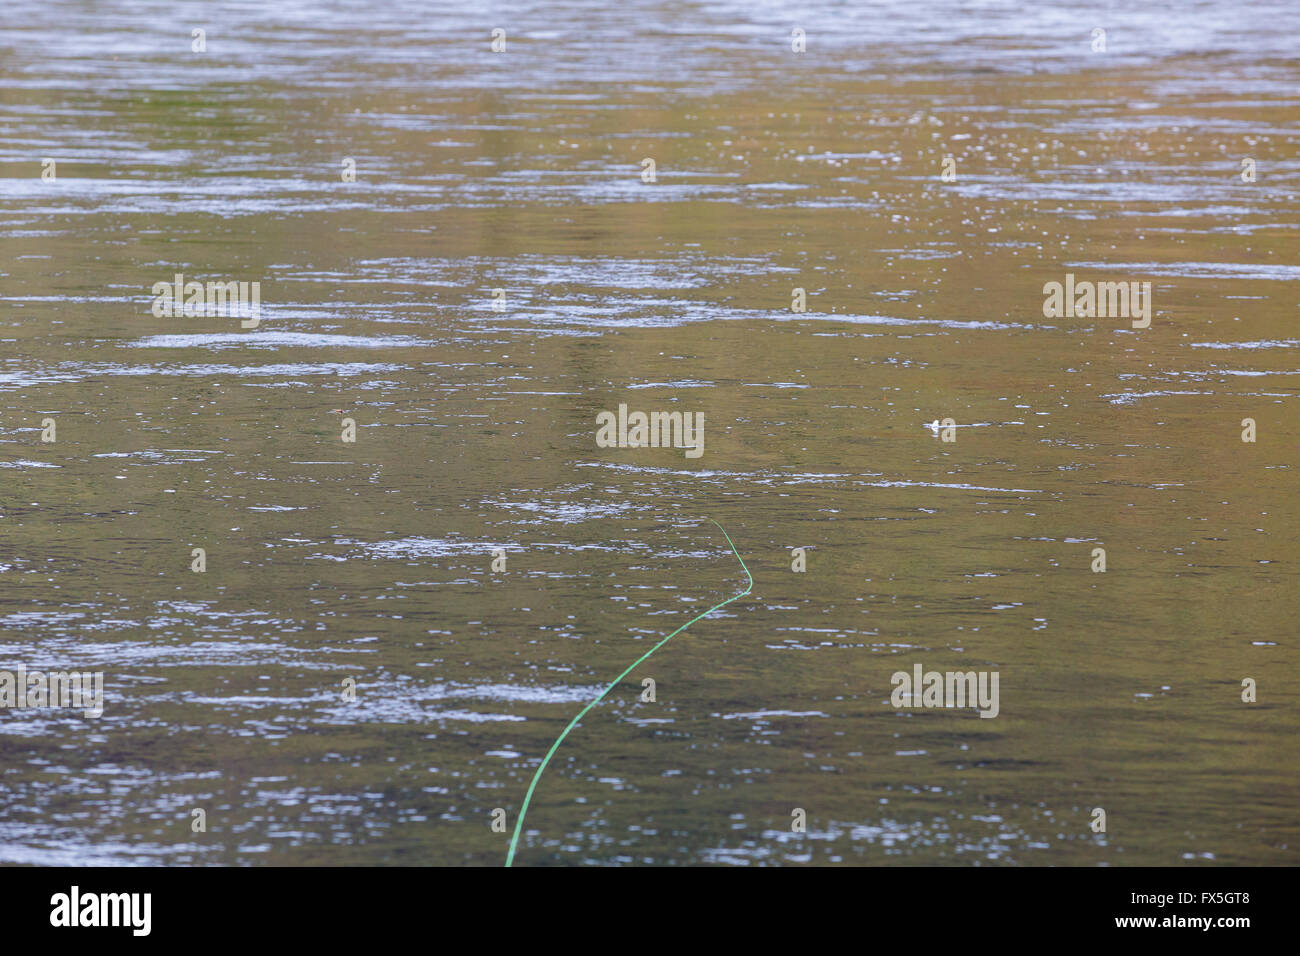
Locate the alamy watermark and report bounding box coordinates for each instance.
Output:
[1042,273,1151,328]
[151,272,261,328]
[50,886,150,935]
[890,664,999,718]
[596,402,704,458]
[0,665,103,718]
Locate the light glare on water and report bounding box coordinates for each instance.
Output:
[0,0,1297,866]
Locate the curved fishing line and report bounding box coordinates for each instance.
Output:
[505,519,752,867]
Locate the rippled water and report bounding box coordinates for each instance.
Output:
[1,0,1297,866]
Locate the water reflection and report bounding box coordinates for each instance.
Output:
[1,0,1296,866]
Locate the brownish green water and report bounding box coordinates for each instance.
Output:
[1,0,1297,866]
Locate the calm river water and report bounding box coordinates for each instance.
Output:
[1,0,1297,865]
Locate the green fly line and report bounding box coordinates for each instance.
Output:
[505,519,752,867]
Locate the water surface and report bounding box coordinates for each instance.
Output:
[0,0,1297,866]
